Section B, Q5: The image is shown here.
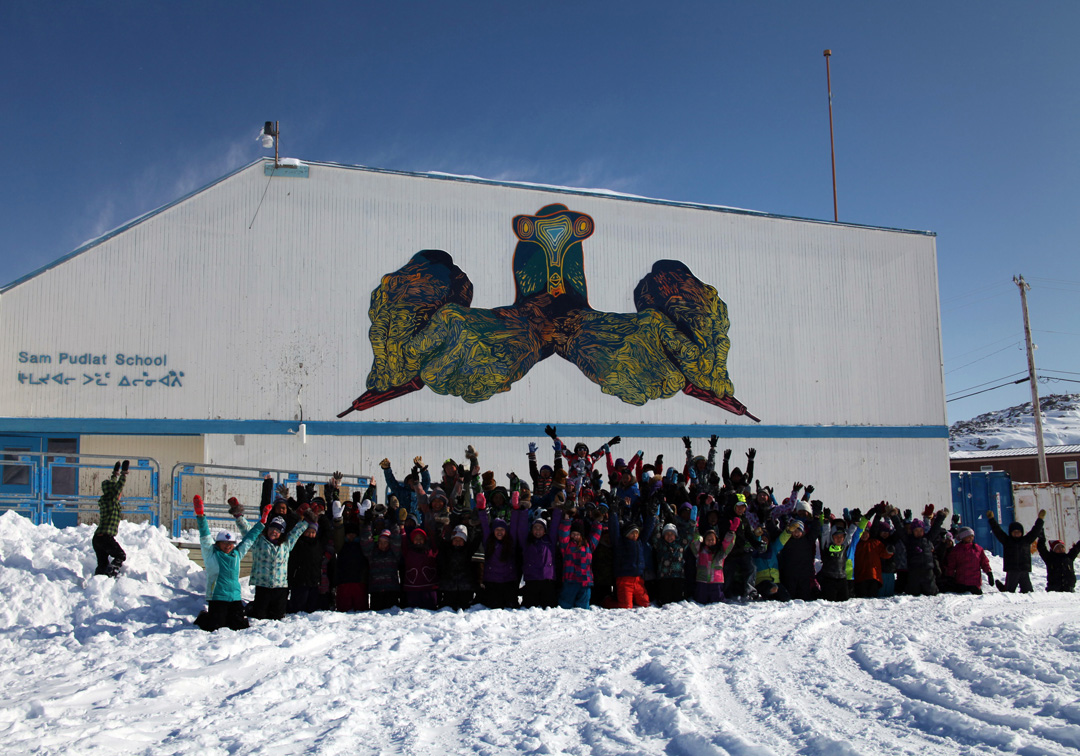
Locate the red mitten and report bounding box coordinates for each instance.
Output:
[511,491,520,509]
[260,504,271,524]
[729,516,741,532]
[922,504,935,519]
[476,493,487,511]
[193,496,205,517]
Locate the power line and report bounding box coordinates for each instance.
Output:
[1042,368,1080,376]
[944,341,1022,374]
[946,333,1024,362]
[1034,329,1080,337]
[946,371,1028,397]
[946,377,1029,403]
[1028,276,1080,287]
[940,280,1012,305]
[942,290,1012,313]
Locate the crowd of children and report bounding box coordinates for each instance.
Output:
[90,437,1080,632]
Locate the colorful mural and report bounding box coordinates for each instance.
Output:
[337,204,758,421]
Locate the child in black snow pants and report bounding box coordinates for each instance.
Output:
[1038,534,1080,592]
[987,508,1045,593]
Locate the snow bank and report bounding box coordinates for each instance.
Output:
[2,514,1080,755]
[950,393,1080,451]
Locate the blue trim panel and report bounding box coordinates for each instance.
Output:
[0,418,949,439]
[264,162,309,177]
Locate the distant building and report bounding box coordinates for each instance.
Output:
[951,445,1080,484]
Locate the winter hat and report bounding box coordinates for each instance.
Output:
[790,519,806,532]
[615,458,626,469]
[492,518,509,531]
[482,471,497,491]
[268,517,287,531]
[215,531,236,543]
[831,525,847,538]
[877,521,894,534]
[1050,539,1066,551]
[624,522,641,536]
[956,527,975,541]
[540,464,553,475]
[552,469,568,489]
[662,523,678,536]
[452,524,469,542]
[443,458,458,470]
[794,501,812,515]
[679,501,692,511]
[574,442,590,457]
[1008,522,1024,534]
[410,527,428,542]
[306,521,319,534]
[532,518,548,531]
[570,519,586,535]
[379,529,392,539]
[430,488,448,504]
[735,494,748,508]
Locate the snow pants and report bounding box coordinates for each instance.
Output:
[651,578,685,607]
[287,585,319,614]
[818,575,849,602]
[723,552,756,599]
[369,590,400,611]
[905,569,938,597]
[559,581,591,609]
[195,600,249,632]
[92,534,126,576]
[1002,572,1034,593]
[694,582,725,605]
[440,589,474,611]
[522,580,558,609]
[404,589,438,610]
[482,581,520,609]
[615,576,651,608]
[248,586,289,620]
[335,582,368,612]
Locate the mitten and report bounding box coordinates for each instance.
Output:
[709,434,718,448]
[193,495,205,517]
[227,497,243,518]
[120,460,130,474]
[332,500,344,520]
[379,458,391,469]
[260,504,271,524]
[112,461,121,476]
[476,493,487,510]
[723,449,732,461]
[511,491,520,509]
[922,504,935,519]
[729,516,741,532]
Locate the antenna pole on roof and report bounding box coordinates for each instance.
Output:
[824,49,838,223]
[1014,274,1048,482]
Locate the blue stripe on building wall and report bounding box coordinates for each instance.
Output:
[0,418,949,439]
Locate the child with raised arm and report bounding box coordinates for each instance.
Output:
[237,475,308,620]
[1037,534,1080,593]
[93,460,129,577]
[193,495,266,632]
[558,510,604,609]
[987,508,1045,593]
[689,519,738,605]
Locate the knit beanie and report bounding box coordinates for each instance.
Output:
[482,471,496,491]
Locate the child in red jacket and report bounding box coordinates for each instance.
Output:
[945,527,994,594]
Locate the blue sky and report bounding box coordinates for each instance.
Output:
[3,1,1078,424]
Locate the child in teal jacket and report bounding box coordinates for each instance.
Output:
[193,496,266,632]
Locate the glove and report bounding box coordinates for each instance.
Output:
[275,483,290,499]
[823,508,832,519]
[985,509,994,520]
[747,448,756,460]
[811,500,823,517]
[412,457,422,468]
[193,495,205,517]
[709,434,718,448]
[723,449,732,461]
[635,450,644,459]
[528,442,538,454]
[379,458,391,469]
[606,436,621,447]
[112,461,121,476]
[304,482,316,501]
[544,425,557,439]
[352,491,363,503]
[227,497,243,517]
[120,460,130,474]
[682,436,692,450]
[332,500,343,520]
[922,504,935,519]
[729,516,741,532]
[851,508,862,522]
[903,509,912,521]
[511,491,520,509]
[986,571,994,585]
[804,484,814,496]
[690,505,698,522]
[1038,509,1047,520]
[260,504,271,524]
[476,493,487,510]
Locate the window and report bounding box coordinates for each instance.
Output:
[1066,461,1079,481]
[2,448,32,486]
[980,465,994,472]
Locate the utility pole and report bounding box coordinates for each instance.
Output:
[824,49,838,223]
[1014,274,1049,482]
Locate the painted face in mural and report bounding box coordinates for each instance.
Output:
[338,206,758,421]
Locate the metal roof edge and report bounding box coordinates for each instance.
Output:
[2,156,936,294]
[304,159,937,238]
[0,159,264,294]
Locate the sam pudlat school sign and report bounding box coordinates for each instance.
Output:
[16,350,184,388]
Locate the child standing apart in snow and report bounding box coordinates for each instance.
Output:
[93,460,129,577]
[193,495,266,632]
[987,508,1045,593]
[1037,534,1080,593]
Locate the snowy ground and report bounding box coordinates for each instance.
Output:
[2,514,1080,756]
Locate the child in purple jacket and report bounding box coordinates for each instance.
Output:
[478,492,524,609]
[517,507,563,608]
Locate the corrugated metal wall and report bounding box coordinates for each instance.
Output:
[1,160,949,508]
[1,161,943,427]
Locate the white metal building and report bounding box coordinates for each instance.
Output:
[0,159,949,514]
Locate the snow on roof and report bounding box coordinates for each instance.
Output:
[950,444,1080,460]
